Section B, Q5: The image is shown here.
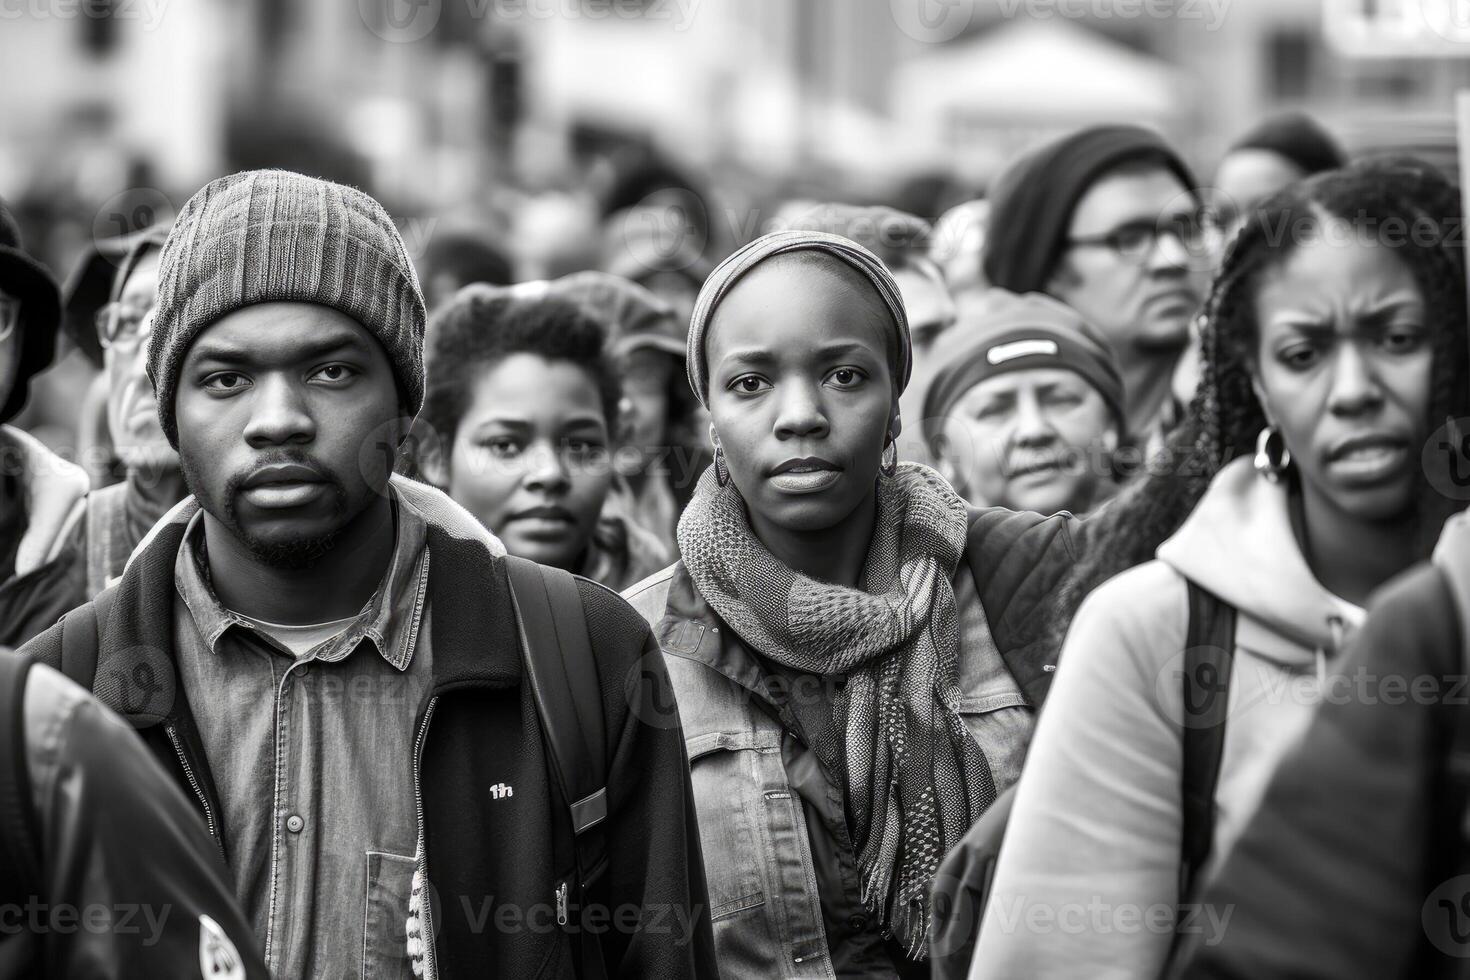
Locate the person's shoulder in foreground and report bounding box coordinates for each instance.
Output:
[1177,559,1465,979]
[2,654,267,979]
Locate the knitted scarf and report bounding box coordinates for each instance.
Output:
[677,461,995,955]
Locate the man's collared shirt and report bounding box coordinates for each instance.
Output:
[174,492,433,980]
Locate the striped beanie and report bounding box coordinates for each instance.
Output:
[685,230,911,406]
[922,289,1125,448]
[148,170,426,447]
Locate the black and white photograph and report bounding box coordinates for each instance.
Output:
[0,1,1468,977]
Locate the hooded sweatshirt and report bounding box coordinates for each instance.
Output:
[969,456,1365,980]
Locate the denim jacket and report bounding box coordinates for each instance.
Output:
[623,507,1081,978]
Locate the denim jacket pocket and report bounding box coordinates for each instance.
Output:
[687,726,836,978]
[363,850,418,980]
[957,693,1034,794]
[687,729,780,921]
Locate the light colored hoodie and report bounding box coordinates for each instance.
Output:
[969,455,1365,980]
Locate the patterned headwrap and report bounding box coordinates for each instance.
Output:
[684,230,912,406]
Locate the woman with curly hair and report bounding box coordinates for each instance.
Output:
[969,158,1470,979]
[419,284,671,590]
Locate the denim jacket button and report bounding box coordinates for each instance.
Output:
[846,913,868,934]
[286,814,305,834]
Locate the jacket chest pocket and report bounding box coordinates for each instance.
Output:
[956,694,1035,794]
[686,728,831,977]
[686,729,783,921]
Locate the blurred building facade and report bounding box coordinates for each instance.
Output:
[5,0,1470,260]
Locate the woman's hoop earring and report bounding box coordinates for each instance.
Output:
[880,440,899,479]
[1254,426,1291,484]
[714,446,732,488]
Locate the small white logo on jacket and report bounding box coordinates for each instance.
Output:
[489,783,514,800]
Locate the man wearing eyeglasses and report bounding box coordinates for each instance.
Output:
[0,200,89,646]
[56,227,187,597]
[984,125,1215,445]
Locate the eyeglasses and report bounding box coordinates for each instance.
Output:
[95,301,156,349]
[1067,210,1223,266]
[0,294,18,343]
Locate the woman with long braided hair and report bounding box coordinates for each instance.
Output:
[969,157,1469,979]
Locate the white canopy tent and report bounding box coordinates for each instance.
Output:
[893,18,1192,178]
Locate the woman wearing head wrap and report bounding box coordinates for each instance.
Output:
[623,231,1084,977]
[969,158,1467,979]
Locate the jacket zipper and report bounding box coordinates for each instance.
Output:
[165,722,218,841]
[556,880,569,926]
[413,697,439,980]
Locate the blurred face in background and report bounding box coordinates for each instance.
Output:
[1214,149,1305,240]
[102,249,177,470]
[936,367,1119,516]
[438,353,615,570]
[893,260,957,464]
[617,346,675,471]
[640,270,700,334]
[1047,165,1211,361]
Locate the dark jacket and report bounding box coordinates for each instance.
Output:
[19,480,720,979]
[0,427,88,648]
[1,656,268,980]
[1177,558,1470,980]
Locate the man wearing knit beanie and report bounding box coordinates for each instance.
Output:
[984,125,1214,445]
[22,170,716,979]
[923,290,1124,517]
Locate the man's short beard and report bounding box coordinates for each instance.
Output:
[181,454,352,570]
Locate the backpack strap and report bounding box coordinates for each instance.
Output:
[504,556,609,980]
[0,652,40,908]
[58,586,114,692]
[1178,580,1236,900]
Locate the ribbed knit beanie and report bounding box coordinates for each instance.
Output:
[148,170,426,446]
[922,289,1126,448]
[983,125,1198,295]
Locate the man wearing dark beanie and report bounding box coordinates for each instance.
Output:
[983,124,1213,444]
[22,169,716,979]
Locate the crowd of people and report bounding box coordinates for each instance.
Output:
[0,107,1465,980]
